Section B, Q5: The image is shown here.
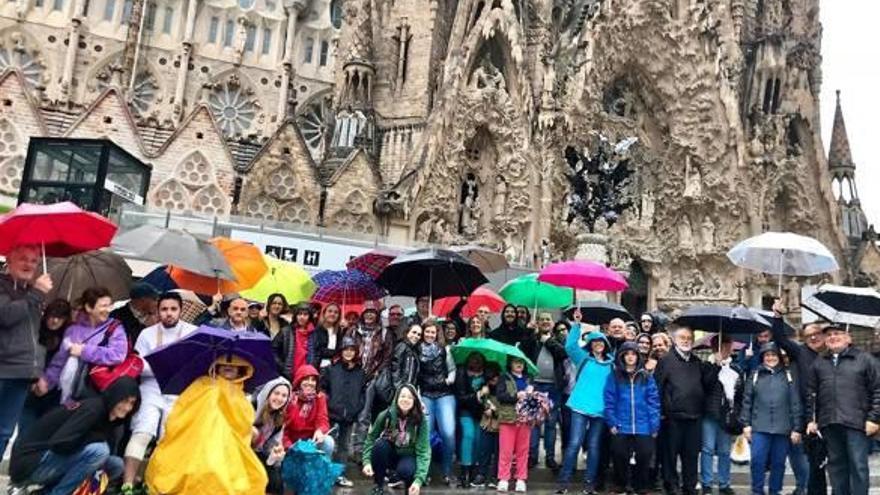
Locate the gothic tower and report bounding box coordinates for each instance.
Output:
[828,90,868,249]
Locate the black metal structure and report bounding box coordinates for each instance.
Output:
[18,138,151,217]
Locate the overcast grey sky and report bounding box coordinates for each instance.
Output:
[820,0,880,228]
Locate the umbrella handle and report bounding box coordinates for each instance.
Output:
[42,241,47,275]
[777,251,784,299]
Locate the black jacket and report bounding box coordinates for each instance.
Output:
[703,360,744,422]
[654,349,717,420]
[771,316,819,403]
[313,325,343,365]
[109,304,147,347]
[391,340,420,388]
[10,377,140,483]
[487,322,531,347]
[806,346,880,431]
[417,344,452,398]
[520,334,568,390]
[321,361,366,423]
[271,325,319,381]
[455,368,486,419]
[0,274,46,380]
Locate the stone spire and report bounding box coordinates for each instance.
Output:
[827,90,867,242]
[828,90,855,171]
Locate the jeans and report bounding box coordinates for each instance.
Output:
[823,424,871,495]
[662,418,701,495]
[316,435,335,457]
[611,434,654,493]
[530,382,560,465]
[331,421,354,464]
[22,442,122,495]
[478,430,499,479]
[460,416,481,466]
[700,417,732,489]
[0,378,30,458]
[558,412,604,487]
[750,432,790,495]
[560,394,571,454]
[788,440,810,492]
[422,394,456,476]
[370,438,417,489]
[353,379,379,452]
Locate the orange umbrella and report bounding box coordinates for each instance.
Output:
[169,237,268,295]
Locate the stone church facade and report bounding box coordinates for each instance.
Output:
[0,0,868,312]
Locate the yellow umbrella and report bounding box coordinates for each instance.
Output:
[240,255,316,304]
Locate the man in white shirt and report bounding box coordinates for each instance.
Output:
[121,292,196,495]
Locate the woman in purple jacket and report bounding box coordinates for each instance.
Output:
[35,287,128,403]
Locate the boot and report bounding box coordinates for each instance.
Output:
[458,465,470,488]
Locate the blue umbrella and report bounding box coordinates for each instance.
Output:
[281,440,344,495]
[141,265,178,293]
[143,325,276,394]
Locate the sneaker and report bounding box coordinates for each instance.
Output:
[719,488,736,495]
[488,480,498,489]
[702,488,713,495]
[555,488,570,495]
[370,486,386,495]
[515,480,527,492]
[582,486,597,495]
[546,458,560,471]
[497,480,509,492]
[387,480,405,489]
[471,475,487,488]
[336,476,354,488]
[443,476,455,487]
[7,487,28,495]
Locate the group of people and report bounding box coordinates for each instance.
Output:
[2,242,880,495]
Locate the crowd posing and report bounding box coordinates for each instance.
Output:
[2,244,880,495]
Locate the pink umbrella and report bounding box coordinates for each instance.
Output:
[433,286,506,319]
[537,260,628,292]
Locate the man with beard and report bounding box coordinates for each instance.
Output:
[348,302,394,460]
[772,300,827,495]
[488,304,530,346]
[806,325,880,495]
[121,292,197,495]
[654,325,716,495]
[521,312,567,470]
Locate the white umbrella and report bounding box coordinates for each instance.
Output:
[451,245,509,273]
[802,284,880,329]
[726,232,839,296]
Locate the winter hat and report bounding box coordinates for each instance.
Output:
[130,282,159,300]
[758,341,780,358]
[340,336,358,350]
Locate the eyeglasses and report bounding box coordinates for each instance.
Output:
[804,333,822,340]
[389,312,404,317]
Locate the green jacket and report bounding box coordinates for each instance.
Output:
[363,408,431,486]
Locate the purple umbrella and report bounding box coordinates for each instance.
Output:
[144,325,277,395]
[311,269,387,306]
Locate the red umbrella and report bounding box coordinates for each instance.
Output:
[346,249,400,279]
[537,260,628,292]
[433,286,505,319]
[0,202,118,271]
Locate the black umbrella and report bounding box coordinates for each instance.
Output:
[802,284,880,328]
[563,301,632,325]
[750,308,795,336]
[376,247,489,300]
[673,305,771,334]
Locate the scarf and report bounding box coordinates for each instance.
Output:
[295,389,317,418]
[420,342,441,361]
[394,417,410,448]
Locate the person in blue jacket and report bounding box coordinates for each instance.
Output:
[556,310,614,494]
[604,342,661,494]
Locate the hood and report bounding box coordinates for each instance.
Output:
[255,376,292,417]
[758,342,780,358]
[615,341,644,371]
[293,364,320,388]
[212,354,255,384]
[102,376,141,421]
[581,331,612,361]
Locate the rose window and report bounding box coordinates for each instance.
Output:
[245,195,278,219]
[0,120,22,195]
[191,184,228,215]
[208,81,258,137]
[267,166,297,201]
[0,48,45,88]
[279,199,311,226]
[175,152,213,187]
[152,180,190,211]
[297,94,332,161]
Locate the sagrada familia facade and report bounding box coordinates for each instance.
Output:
[0,0,877,312]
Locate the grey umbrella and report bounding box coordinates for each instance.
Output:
[47,249,133,302]
[111,225,235,280]
[451,245,509,273]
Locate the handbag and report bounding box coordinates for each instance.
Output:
[89,322,144,391]
[373,367,395,405]
[719,394,743,435]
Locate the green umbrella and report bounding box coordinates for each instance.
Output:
[499,273,573,309]
[451,338,539,376]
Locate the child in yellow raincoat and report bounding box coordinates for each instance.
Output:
[145,355,268,494]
